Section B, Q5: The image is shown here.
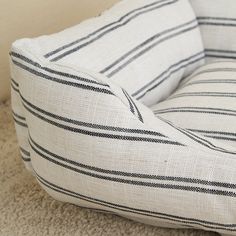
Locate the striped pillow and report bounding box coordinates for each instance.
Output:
[190,0,236,61]
[12,0,204,106]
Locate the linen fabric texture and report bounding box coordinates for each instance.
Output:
[153,61,236,148]
[10,0,236,235]
[190,0,236,61]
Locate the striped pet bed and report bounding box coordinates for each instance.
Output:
[10,0,236,235]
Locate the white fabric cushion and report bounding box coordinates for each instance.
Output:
[12,0,204,106]
[152,61,236,148]
[190,0,236,61]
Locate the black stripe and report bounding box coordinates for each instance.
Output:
[199,21,236,27]
[182,79,236,88]
[20,146,31,161]
[122,89,135,114]
[11,59,113,95]
[188,129,236,137]
[13,117,28,128]
[11,83,19,93]
[20,92,164,137]
[11,78,19,87]
[131,98,144,123]
[30,138,236,197]
[169,92,236,99]
[35,171,236,230]
[206,49,236,55]
[20,155,31,162]
[133,52,205,99]
[122,89,143,123]
[48,0,178,61]
[155,106,236,113]
[205,135,236,142]
[10,52,106,87]
[206,54,236,60]
[30,135,236,189]
[155,107,236,117]
[20,147,30,156]
[100,20,198,76]
[199,22,236,27]
[156,109,236,117]
[187,129,236,142]
[21,96,181,145]
[12,111,26,121]
[198,16,236,22]
[205,49,236,60]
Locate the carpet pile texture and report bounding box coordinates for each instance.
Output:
[0,100,218,236]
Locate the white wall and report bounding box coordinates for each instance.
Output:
[0,0,118,101]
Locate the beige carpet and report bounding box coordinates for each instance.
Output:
[0,100,219,236]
